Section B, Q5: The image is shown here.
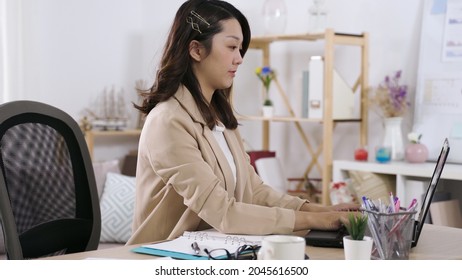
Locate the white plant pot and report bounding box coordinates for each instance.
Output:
[262,105,274,117]
[343,236,373,260]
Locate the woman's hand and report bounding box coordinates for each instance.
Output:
[328,202,361,212]
[300,202,360,213]
[294,211,358,231]
[294,202,362,231]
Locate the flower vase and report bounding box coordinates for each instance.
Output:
[262,87,273,117]
[307,0,327,33]
[262,0,287,35]
[405,143,428,163]
[382,117,405,161]
[262,105,274,118]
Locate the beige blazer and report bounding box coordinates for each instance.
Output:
[126,86,307,245]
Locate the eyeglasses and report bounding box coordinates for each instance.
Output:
[204,244,261,260]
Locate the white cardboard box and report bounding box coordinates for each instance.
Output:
[307,56,359,120]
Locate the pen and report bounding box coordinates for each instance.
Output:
[407,198,418,211]
[362,196,369,210]
[191,242,201,255]
[389,192,395,213]
[394,199,400,213]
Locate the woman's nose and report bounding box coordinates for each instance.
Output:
[235,52,243,65]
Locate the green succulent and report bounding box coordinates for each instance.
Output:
[345,213,368,240]
[263,99,273,106]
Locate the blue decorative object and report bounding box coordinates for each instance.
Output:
[376,147,391,163]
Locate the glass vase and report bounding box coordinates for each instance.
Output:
[262,0,287,35]
[405,143,428,163]
[382,117,405,161]
[307,0,327,33]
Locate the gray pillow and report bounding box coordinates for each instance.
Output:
[93,159,121,199]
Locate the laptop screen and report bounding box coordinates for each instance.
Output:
[412,138,450,247]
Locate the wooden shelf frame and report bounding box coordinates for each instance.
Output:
[246,29,369,205]
[84,129,142,159]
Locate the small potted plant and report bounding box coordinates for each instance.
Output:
[343,213,373,260]
[263,98,273,107]
[255,66,275,117]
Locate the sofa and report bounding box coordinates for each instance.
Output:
[0,158,136,260]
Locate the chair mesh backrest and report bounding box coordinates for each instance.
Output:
[0,123,76,235]
[0,101,100,260]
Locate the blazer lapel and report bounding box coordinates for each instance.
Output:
[173,86,236,195]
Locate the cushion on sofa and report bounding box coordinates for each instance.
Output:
[93,159,121,199]
[99,172,136,243]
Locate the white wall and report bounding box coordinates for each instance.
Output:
[2,0,423,176]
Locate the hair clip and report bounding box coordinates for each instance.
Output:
[187,10,210,34]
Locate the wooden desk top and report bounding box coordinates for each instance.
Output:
[45,224,462,260]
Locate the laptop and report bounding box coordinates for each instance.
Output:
[305,138,450,248]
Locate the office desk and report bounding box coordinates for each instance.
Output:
[44,224,462,260]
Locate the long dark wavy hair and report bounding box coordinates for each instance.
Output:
[135,0,251,130]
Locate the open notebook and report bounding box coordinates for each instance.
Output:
[305,138,450,248]
[132,229,264,260]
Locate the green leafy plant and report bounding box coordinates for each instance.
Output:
[263,99,273,106]
[345,213,368,240]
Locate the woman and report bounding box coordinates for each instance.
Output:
[127,0,359,245]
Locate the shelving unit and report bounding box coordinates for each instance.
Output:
[244,29,369,205]
[333,159,462,213]
[84,129,141,159]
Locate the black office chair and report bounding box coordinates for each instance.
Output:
[0,100,101,259]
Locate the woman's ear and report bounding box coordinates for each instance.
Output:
[189,40,203,62]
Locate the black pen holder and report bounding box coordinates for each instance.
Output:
[364,209,417,260]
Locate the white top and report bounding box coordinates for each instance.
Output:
[212,122,237,186]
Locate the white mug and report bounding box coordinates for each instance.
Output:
[257,235,306,260]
